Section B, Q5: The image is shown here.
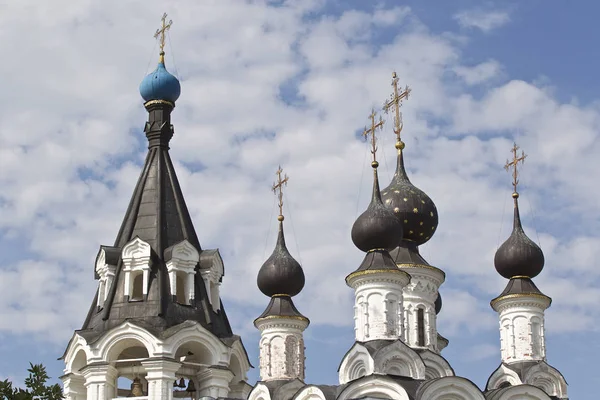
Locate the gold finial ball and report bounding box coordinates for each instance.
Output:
[371,161,379,168]
[395,141,405,150]
[278,215,285,221]
[512,192,519,199]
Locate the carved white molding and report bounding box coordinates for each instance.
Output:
[199,249,225,312]
[337,375,411,400]
[490,384,553,400]
[416,376,486,400]
[256,317,307,382]
[522,363,568,399]
[486,364,523,391]
[122,238,152,299]
[95,248,118,307]
[247,383,272,400]
[372,340,426,379]
[165,240,199,305]
[338,343,374,385]
[495,295,549,364]
[348,271,409,342]
[420,350,455,379]
[197,366,235,399]
[293,385,327,400]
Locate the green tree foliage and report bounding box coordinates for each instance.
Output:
[0,363,63,400]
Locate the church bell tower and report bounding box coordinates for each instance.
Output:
[60,15,252,400]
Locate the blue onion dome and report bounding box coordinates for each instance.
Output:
[435,292,442,315]
[494,193,545,279]
[257,220,305,297]
[382,144,438,246]
[139,53,181,104]
[351,163,403,252]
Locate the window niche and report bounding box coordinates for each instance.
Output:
[417,307,426,347]
[164,240,199,306]
[199,249,225,312]
[122,237,152,302]
[94,245,120,308]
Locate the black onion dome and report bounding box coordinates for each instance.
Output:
[382,149,438,246]
[494,196,545,279]
[257,221,305,297]
[435,292,442,315]
[352,168,403,252]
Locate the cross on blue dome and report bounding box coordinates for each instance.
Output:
[139,14,181,104]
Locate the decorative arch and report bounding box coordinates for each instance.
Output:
[93,322,158,362]
[419,350,454,379]
[292,385,327,400]
[122,237,152,260]
[486,384,552,400]
[373,340,426,379]
[247,383,272,400]
[486,364,522,391]
[63,334,91,373]
[337,375,410,400]
[229,339,251,382]
[165,322,229,366]
[522,362,568,399]
[416,376,485,400]
[338,343,374,384]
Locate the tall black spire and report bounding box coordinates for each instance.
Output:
[492,143,549,304]
[80,19,234,340]
[255,166,308,324]
[349,110,403,276]
[381,73,438,269]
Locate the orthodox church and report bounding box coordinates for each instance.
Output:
[59,16,569,400]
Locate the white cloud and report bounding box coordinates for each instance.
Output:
[0,1,597,388]
[454,9,511,33]
[454,60,503,85]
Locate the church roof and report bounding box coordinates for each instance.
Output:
[79,89,234,341]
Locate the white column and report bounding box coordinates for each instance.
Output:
[187,271,195,302]
[255,317,308,381]
[142,359,181,400]
[81,364,117,400]
[197,367,235,398]
[347,271,410,342]
[492,294,550,364]
[62,374,86,400]
[169,271,177,298]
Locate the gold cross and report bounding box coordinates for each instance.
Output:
[154,13,173,57]
[383,71,411,143]
[504,143,527,193]
[272,166,289,218]
[362,109,385,163]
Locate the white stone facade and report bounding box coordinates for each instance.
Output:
[61,321,251,400]
[399,265,445,351]
[492,294,551,364]
[347,270,411,342]
[255,317,308,382]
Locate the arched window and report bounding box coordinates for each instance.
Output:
[417,308,425,346]
[531,318,542,356]
[131,274,143,301]
[176,273,187,304]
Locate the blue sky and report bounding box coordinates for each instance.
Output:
[0,1,596,399]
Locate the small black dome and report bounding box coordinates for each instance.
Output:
[494,196,544,279]
[435,292,442,314]
[352,169,403,252]
[382,149,438,245]
[257,222,305,297]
